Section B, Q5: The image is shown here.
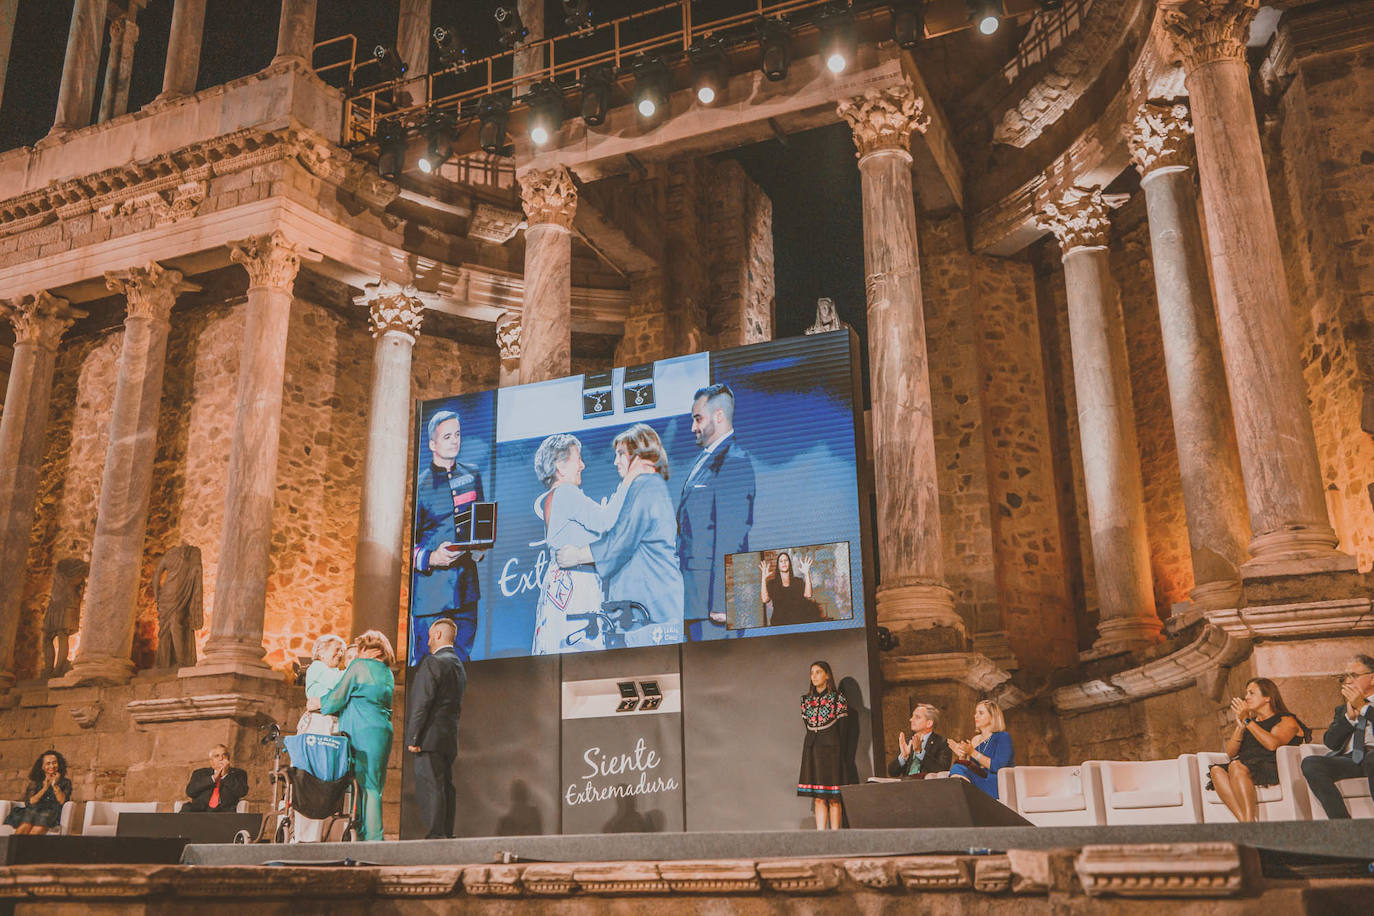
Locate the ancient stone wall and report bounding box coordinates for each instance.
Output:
[705,159,774,348]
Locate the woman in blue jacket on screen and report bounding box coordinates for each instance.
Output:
[947,699,1014,800]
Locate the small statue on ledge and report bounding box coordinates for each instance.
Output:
[805,297,848,335]
[42,557,89,677]
[154,543,203,668]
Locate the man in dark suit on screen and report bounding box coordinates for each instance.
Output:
[406,618,467,838]
[677,383,755,641]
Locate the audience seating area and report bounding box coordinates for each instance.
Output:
[0,799,254,837]
[999,746,1372,825]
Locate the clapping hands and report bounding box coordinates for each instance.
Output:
[898,731,914,758]
[1342,680,1366,716]
[1229,696,1249,723]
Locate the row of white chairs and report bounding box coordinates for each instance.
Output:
[0,799,246,837]
[999,744,1374,826]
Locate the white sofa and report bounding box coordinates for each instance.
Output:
[1195,747,1312,822]
[0,799,76,835]
[1097,756,1203,824]
[81,801,161,836]
[1297,743,1374,819]
[1000,764,1106,826]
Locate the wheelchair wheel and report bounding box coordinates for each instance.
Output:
[273,816,291,844]
[232,829,252,844]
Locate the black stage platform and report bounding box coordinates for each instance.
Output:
[182,820,1374,867]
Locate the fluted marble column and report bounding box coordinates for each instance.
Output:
[397,0,430,106]
[1037,187,1161,651]
[1162,0,1345,567]
[518,167,577,385]
[97,14,139,122]
[0,293,85,688]
[65,264,199,685]
[497,312,522,387]
[0,0,18,116]
[837,83,962,637]
[197,232,303,675]
[51,0,109,133]
[352,285,424,642]
[157,0,206,101]
[1127,100,1251,609]
[273,0,317,65]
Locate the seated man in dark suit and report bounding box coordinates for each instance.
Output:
[888,703,953,778]
[406,618,467,838]
[1301,653,1374,818]
[183,744,249,813]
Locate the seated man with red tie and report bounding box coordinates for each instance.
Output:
[183,744,249,813]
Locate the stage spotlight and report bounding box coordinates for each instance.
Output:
[580,66,614,126]
[372,44,407,82]
[562,0,593,32]
[967,0,1001,35]
[818,9,857,74]
[632,57,671,120]
[417,114,454,174]
[688,40,727,105]
[375,120,406,180]
[477,93,512,155]
[892,1,926,49]
[526,80,564,147]
[492,3,528,49]
[432,25,470,68]
[757,18,792,83]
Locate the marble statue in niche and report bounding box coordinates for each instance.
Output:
[805,297,847,335]
[154,543,204,668]
[42,557,89,677]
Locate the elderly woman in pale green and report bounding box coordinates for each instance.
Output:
[321,630,395,841]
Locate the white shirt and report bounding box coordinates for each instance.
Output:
[1340,693,1374,755]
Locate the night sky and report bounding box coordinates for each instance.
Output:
[1,1,867,389]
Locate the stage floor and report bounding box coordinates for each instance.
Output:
[182,819,1374,866]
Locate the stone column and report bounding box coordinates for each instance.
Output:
[351,285,424,642]
[272,0,317,65]
[97,14,139,122]
[1037,186,1162,651]
[51,0,109,133]
[1127,100,1251,609]
[0,0,18,116]
[65,264,199,685]
[837,83,963,639]
[497,312,522,387]
[397,0,430,107]
[196,231,303,675]
[517,167,577,385]
[514,0,545,90]
[0,293,85,688]
[157,0,206,101]
[1162,0,1345,568]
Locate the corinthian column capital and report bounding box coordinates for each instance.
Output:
[105,262,201,324]
[518,166,578,230]
[229,230,305,289]
[364,283,425,340]
[1036,186,1130,253]
[497,312,522,361]
[1127,99,1196,177]
[1,292,86,351]
[1160,0,1258,73]
[837,82,931,159]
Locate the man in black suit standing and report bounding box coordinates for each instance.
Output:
[183,744,249,812]
[406,618,467,838]
[1301,653,1374,818]
[887,704,953,778]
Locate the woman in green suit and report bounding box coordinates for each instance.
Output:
[322,630,396,841]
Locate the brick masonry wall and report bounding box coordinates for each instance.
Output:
[706,159,774,348]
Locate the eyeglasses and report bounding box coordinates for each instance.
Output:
[1337,671,1374,683]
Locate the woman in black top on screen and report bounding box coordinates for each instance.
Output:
[4,750,71,834]
[762,551,820,626]
[1207,677,1307,822]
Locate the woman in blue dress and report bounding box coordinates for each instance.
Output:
[321,631,395,840]
[948,699,1014,800]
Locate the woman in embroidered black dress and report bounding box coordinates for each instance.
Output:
[797,660,850,829]
[1206,677,1307,822]
[4,750,71,834]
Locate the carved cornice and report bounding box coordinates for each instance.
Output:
[518,166,578,229]
[0,292,86,350]
[836,83,931,159]
[1035,185,1130,252]
[126,693,264,724]
[1160,0,1259,73]
[363,282,425,340]
[105,262,201,324]
[468,203,525,244]
[1205,596,1374,639]
[496,312,522,362]
[97,180,206,226]
[229,230,304,290]
[1076,843,1247,897]
[1127,99,1195,177]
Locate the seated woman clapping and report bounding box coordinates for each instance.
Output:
[1207,678,1307,822]
[947,700,1015,800]
[4,751,71,835]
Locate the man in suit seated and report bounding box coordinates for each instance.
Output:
[183,744,248,813]
[888,703,953,778]
[406,618,467,838]
[1301,653,1374,818]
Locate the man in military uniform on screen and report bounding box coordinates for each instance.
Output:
[677,383,755,640]
[412,410,483,665]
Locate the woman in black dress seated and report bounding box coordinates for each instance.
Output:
[762,551,820,626]
[1207,677,1307,822]
[4,750,71,835]
[796,660,851,829]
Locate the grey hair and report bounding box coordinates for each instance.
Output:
[311,633,346,661]
[427,409,460,443]
[914,703,940,728]
[534,433,582,488]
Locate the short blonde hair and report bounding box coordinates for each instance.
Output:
[354,630,396,667]
[977,699,1006,733]
[311,634,346,662]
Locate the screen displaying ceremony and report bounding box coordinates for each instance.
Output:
[407,331,866,665]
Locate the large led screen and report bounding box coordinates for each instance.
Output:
[407,330,866,666]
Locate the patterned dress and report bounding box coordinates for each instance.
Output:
[797,689,850,798]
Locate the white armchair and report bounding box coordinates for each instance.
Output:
[1298,743,1374,820]
[81,801,161,836]
[1002,764,1106,826]
[0,799,75,835]
[1097,757,1203,824]
[1195,748,1312,822]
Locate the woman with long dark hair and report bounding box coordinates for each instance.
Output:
[3,750,71,834]
[1207,677,1308,822]
[797,660,850,829]
[761,551,820,626]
